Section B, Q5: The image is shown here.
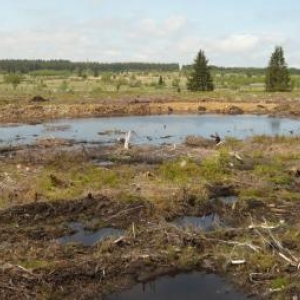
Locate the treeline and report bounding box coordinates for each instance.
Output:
[182,65,300,75]
[0,59,180,74]
[1,59,300,76]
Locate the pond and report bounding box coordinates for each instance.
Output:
[1,114,299,146]
[104,271,251,300]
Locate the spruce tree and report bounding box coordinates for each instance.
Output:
[158,75,164,86]
[187,49,214,91]
[265,46,291,92]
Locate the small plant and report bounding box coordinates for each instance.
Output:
[159,158,202,183]
[4,73,23,89]
[201,150,230,181]
[158,75,164,86]
[271,277,288,289]
[59,80,69,92]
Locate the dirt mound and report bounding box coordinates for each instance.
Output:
[224,105,244,115]
[0,195,152,227]
[30,95,48,102]
[185,135,215,148]
[206,183,237,198]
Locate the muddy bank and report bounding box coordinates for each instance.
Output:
[0,100,279,124]
[1,192,298,299]
[0,196,251,300]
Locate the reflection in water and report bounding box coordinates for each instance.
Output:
[270,118,280,133]
[1,114,300,146]
[104,272,251,300]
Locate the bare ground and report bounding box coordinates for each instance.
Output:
[1,97,300,299]
[0,98,286,124]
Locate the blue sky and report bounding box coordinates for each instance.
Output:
[0,0,299,67]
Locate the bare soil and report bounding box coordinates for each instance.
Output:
[0,97,287,124]
[1,97,300,299]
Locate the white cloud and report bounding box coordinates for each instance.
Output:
[0,17,299,67]
[210,34,260,53]
[172,32,300,67]
[138,16,186,37]
[140,18,157,35]
[163,16,186,33]
[103,50,122,58]
[177,37,202,54]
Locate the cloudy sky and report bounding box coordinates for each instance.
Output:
[0,0,299,67]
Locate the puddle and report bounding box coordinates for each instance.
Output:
[172,214,221,231]
[57,222,124,246]
[104,271,251,300]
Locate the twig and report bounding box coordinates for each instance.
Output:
[132,222,136,239]
[206,238,261,252]
[103,205,144,222]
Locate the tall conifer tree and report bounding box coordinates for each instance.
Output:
[187,50,214,91]
[265,46,291,92]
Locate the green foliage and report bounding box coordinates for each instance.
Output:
[101,72,113,83]
[158,75,164,86]
[59,80,69,92]
[19,260,49,269]
[254,160,292,185]
[159,158,202,183]
[200,150,230,181]
[186,49,214,91]
[271,277,288,289]
[115,77,128,91]
[4,73,23,89]
[35,165,119,201]
[265,46,291,92]
[0,59,179,74]
[29,69,71,77]
[93,68,99,77]
[129,78,142,88]
[172,77,180,87]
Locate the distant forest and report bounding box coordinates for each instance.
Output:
[0,59,179,73]
[0,59,300,75]
[182,65,300,75]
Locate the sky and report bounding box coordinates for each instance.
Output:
[0,0,299,67]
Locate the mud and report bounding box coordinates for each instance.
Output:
[0,98,279,124]
[1,132,300,299]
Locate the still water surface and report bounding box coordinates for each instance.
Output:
[57,222,124,246]
[104,272,251,300]
[1,114,299,146]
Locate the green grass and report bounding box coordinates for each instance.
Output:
[0,71,300,105]
[253,155,293,185]
[159,157,203,184]
[35,165,120,201]
[271,277,289,289]
[18,260,50,270]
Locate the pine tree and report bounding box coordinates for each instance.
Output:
[158,75,164,86]
[187,49,214,91]
[265,46,291,92]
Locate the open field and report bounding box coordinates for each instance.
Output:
[0,71,300,123]
[0,70,300,104]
